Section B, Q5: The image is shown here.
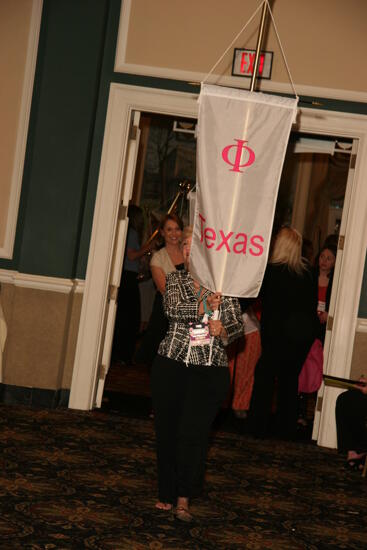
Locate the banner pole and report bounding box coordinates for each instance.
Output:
[250,0,268,92]
[216,0,268,293]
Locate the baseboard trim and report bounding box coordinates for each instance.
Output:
[0,270,85,294]
[0,384,70,409]
[356,318,367,333]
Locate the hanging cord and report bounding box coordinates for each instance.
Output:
[266,2,298,100]
[203,0,265,84]
[202,0,298,100]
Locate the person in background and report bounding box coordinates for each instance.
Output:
[227,301,261,420]
[335,377,367,471]
[111,204,153,365]
[323,233,339,251]
[135,213,184,366]
[151,213,184,293]
[151,226,243,521]
[248,226,319,440]
[302,237,314,264]
[297,242,336,428]
[316,244,336,342]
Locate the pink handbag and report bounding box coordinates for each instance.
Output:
[298,339,324,393]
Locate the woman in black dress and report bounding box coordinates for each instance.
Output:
[249,226,319,439]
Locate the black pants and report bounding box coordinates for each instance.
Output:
[336,389,367,453]
[249,339,312,439]
[151,355,230,504]
[112,270,140,363]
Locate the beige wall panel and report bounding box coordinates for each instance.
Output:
[124,0,367,93]
[0,283,16,374]
[2,286,70,389]
[62,293,82,390]
[350,331,367,379]
[0,1,33,245]
[126,0,260,72]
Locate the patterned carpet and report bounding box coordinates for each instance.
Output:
[0,402,366,549]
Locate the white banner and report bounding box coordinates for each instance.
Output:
[190,84,298,297]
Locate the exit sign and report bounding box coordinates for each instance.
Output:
[232,48,273,79]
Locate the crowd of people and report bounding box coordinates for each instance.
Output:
[117,206,366,521]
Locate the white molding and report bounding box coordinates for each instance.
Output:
[69,84,367,441]
[73,279,85,294]
[0,270,16,285]
[114,0,131,72]
[316,136,367,448]
[114,65,367,105]
[356,318,367,333]
[0,269,85,294]
[0,0,43,260]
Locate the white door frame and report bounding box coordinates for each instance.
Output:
[69,84,367,449]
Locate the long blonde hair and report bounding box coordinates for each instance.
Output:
[270,226,306,274]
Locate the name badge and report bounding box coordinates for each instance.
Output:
[189,321,210,346]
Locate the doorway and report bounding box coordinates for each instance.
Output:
[276,134,352,246]
[69,84,367,449]
[102,112,196,415]
[102,116,353,428]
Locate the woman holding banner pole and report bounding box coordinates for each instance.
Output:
[248,226,319,440]
[151,226,243,521]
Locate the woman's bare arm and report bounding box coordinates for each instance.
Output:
[151,265,167,294]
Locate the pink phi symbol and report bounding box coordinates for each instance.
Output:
[222,139,255,173]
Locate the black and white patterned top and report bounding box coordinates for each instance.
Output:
[157,270,243,367]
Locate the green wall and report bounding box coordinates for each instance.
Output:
[0,0,112,278]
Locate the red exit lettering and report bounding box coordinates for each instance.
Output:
[240,52,265,76]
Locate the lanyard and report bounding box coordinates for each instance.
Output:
[196,285,213,318]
